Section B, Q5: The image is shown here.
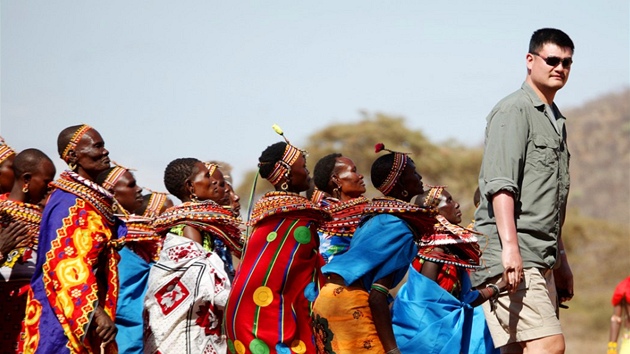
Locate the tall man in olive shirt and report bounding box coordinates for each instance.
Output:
[471,28,575,354]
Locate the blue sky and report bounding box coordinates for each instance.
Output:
[1,1,628,193]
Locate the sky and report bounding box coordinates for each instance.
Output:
[1,1,628,194]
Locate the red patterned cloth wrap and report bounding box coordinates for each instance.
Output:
[224,191,330,354]
[154,200,243,258]
[19,170,121,354]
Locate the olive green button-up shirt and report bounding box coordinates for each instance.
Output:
[471,82,570,286]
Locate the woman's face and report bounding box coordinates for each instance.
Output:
[113,171,143,213]
[190,162,227,203]
[437,190,462,224]
[74,129,111,178]
[225,183,241,215]
[289,153,311,192]
[0,156,15,194]
[333,156,365,200]
[398,160,424,197]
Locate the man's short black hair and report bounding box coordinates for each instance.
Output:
[529,28,574,54]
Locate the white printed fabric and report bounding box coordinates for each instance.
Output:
[144,233,229,354]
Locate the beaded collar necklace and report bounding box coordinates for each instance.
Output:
[363,196,436,239]
[417,215,482,269]
[51,170,115,224]
[153,200,243,257]
[0,195,42,242]
[248,191,329,228]
[318,196,369,237]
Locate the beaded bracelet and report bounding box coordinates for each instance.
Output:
[371,283,390,296]
[486,283,500,301]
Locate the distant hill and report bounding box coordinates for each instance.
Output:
[565,88,630,225]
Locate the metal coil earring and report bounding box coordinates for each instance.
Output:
[401,189,409,197]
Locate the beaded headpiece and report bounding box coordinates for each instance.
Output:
[264,144,301,185]
[143,191,169,218]
[0,137,16,164]
[61,124,93,161]
[423,186,446,209]
[374,143,410,195]
[310,188,327,206]
[101,165,129,191]
[204,162,219,178]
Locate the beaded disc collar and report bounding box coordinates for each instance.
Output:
[318,196,369,237]
[153,200,243,257]
[50,170,115,224]
[417,215,482,269]
[248,191,330,227]
[363,197,436,239]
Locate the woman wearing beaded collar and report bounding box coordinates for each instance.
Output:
[21,125,121,354]
[224,137,329,354]
[391,186,508,354]
[312,153,368,263]
[97,165,155,354]
[312,143,434,354]
[0,149,55,352]
[143,158,242,354]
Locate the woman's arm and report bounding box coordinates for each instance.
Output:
[419,249,442,282]
[369,274,398,353]
[182,225,203,244]
[609,304,622,343]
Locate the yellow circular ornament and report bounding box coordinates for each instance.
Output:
[234,340,246,354]
[253,286,274,307]
[290,339,307,353]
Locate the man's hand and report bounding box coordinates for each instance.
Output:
[92,306,117,345]
[501,246,523,292]
[492,191,523,293]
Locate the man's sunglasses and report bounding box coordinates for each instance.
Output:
[531,52,573,68]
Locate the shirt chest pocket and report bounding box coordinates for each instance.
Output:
[528,135,560,172]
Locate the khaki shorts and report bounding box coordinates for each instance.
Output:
[482,267,562,349]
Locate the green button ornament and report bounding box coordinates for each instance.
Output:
[266,231,278,242]
[227,339,236,354]
[293,226,312,244]
[249,338,270,354]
